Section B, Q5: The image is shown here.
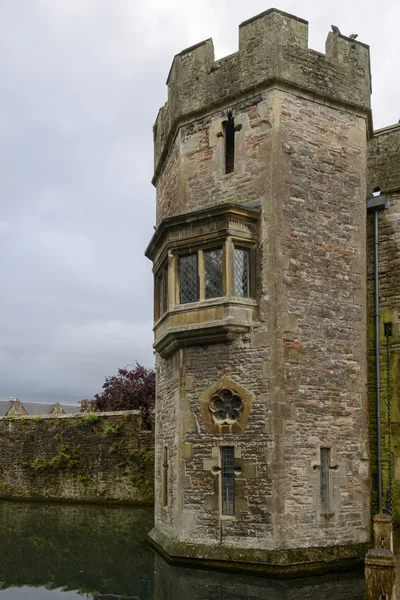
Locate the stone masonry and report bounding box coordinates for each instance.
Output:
[147,9,372,573]
[0,411,154,504]
[367,124,400,521]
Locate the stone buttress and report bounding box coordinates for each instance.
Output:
[146,8,372,574]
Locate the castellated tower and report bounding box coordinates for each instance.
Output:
[146,9,372,573]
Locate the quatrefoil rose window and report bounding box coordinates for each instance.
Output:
[209,388,244,425]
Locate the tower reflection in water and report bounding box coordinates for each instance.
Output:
[0,502,364,599]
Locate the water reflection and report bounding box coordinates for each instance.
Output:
[0,501,366,599]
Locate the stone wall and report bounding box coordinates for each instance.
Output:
[367,123,400,521]
[0,411,154,504]
[154,92,370,550]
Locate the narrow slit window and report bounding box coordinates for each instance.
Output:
[320,448,331,513]
[224,113,235,174]
[180,254,198,304]
[204,248,223,299]
[221,446,235,515]
[234,247,250,297]
[162,446,169,507]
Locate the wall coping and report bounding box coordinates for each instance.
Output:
[0,410,141,421]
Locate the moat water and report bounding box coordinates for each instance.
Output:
[0,501,375,599]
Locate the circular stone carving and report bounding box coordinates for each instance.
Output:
[209,388,243,425]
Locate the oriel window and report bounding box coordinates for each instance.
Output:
[174,243,254,307]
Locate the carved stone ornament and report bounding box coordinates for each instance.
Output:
[209,389,243,425]
[200,376,252,434]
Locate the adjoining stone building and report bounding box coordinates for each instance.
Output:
[146,8,373,574]
[367,124,400,521]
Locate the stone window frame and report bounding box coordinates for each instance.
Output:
[200,376,253,435]
[154,260,168,321]
[169,237,256,310]
[311,443,339,518]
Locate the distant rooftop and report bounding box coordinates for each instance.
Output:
[0,398,80,417]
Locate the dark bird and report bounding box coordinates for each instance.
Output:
[349,33,358,40]
[331,25,341,34]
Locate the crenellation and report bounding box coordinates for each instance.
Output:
[368,123,400,194]
[153,8,371,184]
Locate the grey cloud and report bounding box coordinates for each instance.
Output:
[0,0,397,404]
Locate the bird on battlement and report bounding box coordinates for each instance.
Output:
[331,25,359,40]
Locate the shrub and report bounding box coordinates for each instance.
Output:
[82,413,99,424]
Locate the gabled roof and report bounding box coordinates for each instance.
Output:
[0,401,11,416]
[60,405,79,414]
[0,400,79,417]
[23,403,53,416]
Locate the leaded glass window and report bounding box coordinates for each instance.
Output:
[162,446,169,508]
[204,248,223,299]
[180,254,198,304]
[234,247,250,297]
[221,446,235,515]
[155,264,168,320]
[320,448,331,513]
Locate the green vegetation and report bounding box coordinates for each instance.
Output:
[125,446,154,501]
[102,423,120,435]
[31,443,80,471]
[109,444,118,454]
[33,416,43,423]
[82,413,99,424]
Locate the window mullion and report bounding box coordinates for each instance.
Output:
[198,250,205,301]
[225,238,234,296]
[168,253,176,310]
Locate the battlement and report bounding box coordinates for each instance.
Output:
[368,123,400,194]
[153,8,371,184]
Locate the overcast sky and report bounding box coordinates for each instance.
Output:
[0,0,398,405]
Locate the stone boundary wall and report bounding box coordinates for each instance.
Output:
[0,411,154,504]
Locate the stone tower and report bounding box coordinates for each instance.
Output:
[146,9,372,573]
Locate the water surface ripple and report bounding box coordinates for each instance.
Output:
[0,502,368,599]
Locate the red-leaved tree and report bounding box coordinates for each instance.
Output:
[93,363,155,427]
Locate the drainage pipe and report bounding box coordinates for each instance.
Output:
[374,208,383,513]
[367,193,389,514]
